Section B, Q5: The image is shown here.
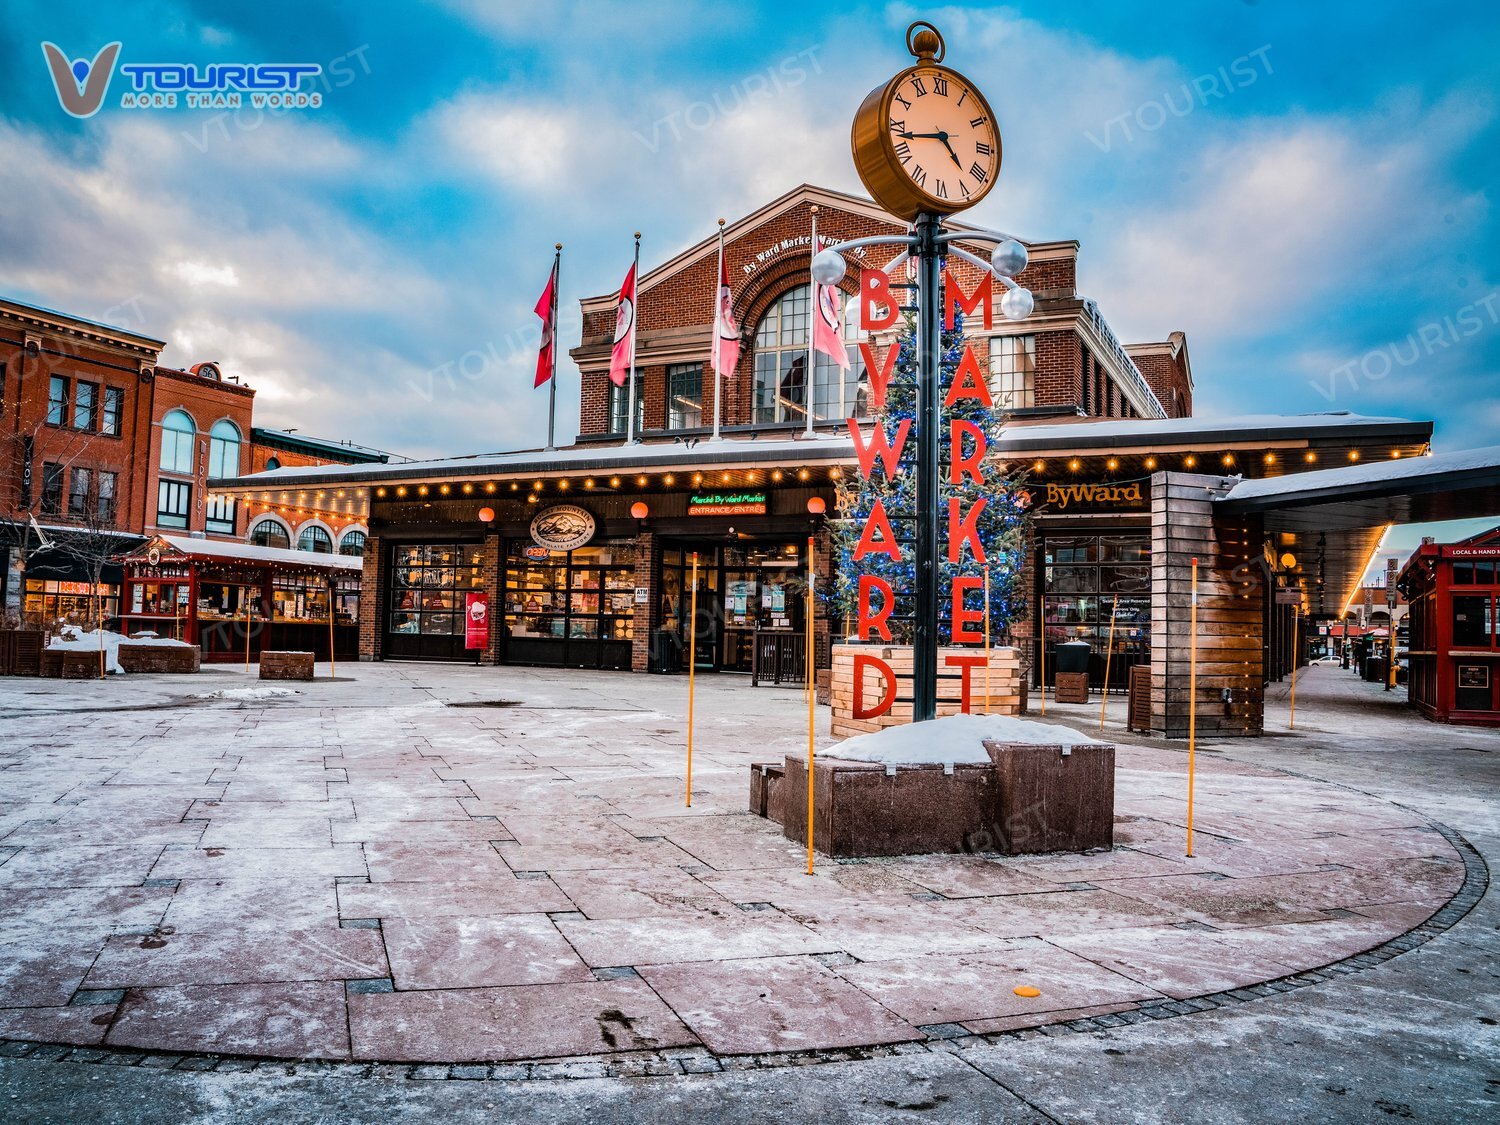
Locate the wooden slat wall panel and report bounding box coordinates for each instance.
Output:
[1150,472,1265,738]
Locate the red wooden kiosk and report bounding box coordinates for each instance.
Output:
[1398,525,1500,725]
[120,535,361,663]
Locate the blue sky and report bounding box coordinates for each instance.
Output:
[2,1,1496,557]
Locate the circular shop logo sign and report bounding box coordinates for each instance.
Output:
[146,546,161,566]
[529,504,596,552]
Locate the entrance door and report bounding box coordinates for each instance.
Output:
[659,541,806,672]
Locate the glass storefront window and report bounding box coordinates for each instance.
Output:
[23,580,119,626]
[1452,594,1494,648]
[1040,531,1152,688]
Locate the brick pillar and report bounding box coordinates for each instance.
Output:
[1149,472,1265,738]
[482,530,503,666]
[630,529,658,672]
[358,535,383,661]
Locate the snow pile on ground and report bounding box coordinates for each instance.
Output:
[192,686,302,702]
[47,627,192,675]
[828,712,1102,767]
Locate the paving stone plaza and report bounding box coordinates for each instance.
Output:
[1,663,1495,1121]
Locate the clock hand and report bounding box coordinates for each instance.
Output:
[900,130,965,169]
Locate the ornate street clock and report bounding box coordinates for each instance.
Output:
[851,22,1001,220]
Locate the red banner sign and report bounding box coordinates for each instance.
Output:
[464,591,489,650]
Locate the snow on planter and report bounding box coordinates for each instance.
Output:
[47,627,192,675]
[826,712,1101,767]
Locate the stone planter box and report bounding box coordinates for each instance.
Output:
[60,650,105,679]
[260,650,314,681]
[118,643,200,675]
[830,643,1021,739]
[753,738,1115,858]
[1055,671,1089,704]
[749,762,786,823]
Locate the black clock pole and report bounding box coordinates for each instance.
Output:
[912,210,943,722]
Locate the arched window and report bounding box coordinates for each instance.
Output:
[249,519,290,549]
[298,525,333,554]
[339,530,367,557]
[160,409,196,474]
[265,456,281,470]
[752,284,864,425]
[208,420,241,479]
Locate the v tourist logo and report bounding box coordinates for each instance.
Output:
[41,41,121,119]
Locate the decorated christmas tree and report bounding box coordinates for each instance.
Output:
[830,294,1032,644]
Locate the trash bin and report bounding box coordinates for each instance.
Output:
[1055,640,1091,675]
[649,629,682,674]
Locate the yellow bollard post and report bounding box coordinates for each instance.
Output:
[1100,594,1119,733]
[1187,558,1198,858]
[687,552,698,807]
[1289,604,1299,730]
[806,535,816,875]
[1039,621,1046,716]
[983,566,992,715]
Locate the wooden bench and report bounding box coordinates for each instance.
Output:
[260,650,315,681]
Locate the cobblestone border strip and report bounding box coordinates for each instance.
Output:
[0,823,1486,1082]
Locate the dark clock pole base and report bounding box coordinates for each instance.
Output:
[912,210,943,723]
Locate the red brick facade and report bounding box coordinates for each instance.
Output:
[1,300,162,540]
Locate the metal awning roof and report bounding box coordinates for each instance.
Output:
[1216,445,1500,617]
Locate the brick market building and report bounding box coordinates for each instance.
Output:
[0,297,387,626]
[211,184,1474,736]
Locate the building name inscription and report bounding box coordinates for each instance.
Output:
[1035,481,1147,511]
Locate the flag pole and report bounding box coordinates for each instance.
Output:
[627,232,641,444]
[713,219,725,442]
[545,243,561,452]
[805,207,818,440]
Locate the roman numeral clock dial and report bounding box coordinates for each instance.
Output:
[851,26,1003,220]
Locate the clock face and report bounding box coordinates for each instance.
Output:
[883,67,999,208]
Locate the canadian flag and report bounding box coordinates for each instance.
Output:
[533,266,556,388]
[608,262,637,388]
[811,234,849,371]
[712,250,741,378]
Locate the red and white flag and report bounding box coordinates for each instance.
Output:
[608,262,636,388]
[712,250,741,378]
[811,234,849,371]
[533,265,556,388]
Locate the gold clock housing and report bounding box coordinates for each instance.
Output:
[851,23,1002,220]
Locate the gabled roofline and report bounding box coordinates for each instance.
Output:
[578,184,1078,314]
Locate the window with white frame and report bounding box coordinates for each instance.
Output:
[160,409,196,474]
[607,370,645,435]
[206,494,237,535]
[666,363,702,430]
[339,529,367,557]
[298,525,333,554]
[988,335,1036,410]
[157,479,191,529]
[250,519,290,549]
[208,419,241,479]
[752,284,863,425]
